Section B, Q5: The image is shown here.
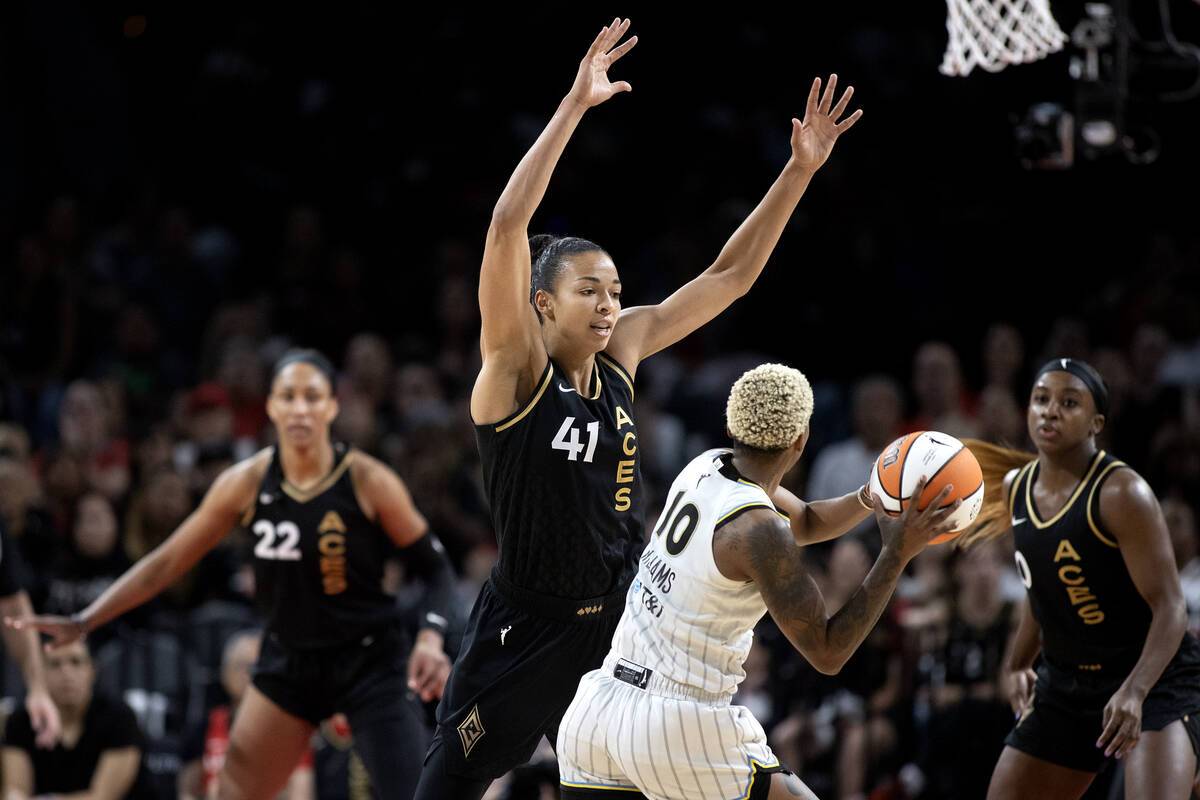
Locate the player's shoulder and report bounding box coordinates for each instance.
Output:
[205,448,272,513]
[347,447,401,490]
[221,447,274,490]
[713,503,795,582]
[1095,458,1153,512]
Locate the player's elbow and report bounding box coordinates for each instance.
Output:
[489,201,526,233]
[809,653,845,676]
[801,643,848,676]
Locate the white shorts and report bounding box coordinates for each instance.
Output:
[557,667,785,800]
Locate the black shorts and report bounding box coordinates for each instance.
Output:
[1005,642,1200,773]
[424,573,625,782]
[253,626,430,798]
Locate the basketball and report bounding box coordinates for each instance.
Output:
[867,431,984,545]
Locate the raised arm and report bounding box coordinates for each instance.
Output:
[772,483,874,546]
[472,19,637,424]
[5,456,262,647]
[606,74,862,371]
[1095,471,1188,759]
[715,480,956,674]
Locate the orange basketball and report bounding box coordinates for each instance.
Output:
[867,431,984,545]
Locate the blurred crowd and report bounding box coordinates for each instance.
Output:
[0,188,1198,800]
[2,6,1200,799]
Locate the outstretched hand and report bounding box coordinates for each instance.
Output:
[790,74,863,173]
[568,18,638,109]
[5,614,87,652]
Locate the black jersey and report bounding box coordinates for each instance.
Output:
[1009,450,1151,675]
[245,443,398,648]
[475,353,644,601]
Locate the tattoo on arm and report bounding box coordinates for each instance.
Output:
[733,512,906,673]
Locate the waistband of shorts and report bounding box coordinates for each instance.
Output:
[489,567,627,623]
[608,656,731,706]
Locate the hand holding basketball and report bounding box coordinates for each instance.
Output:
[873,476,962,561]
[868,431,985,545]
[569,18,637,109]
[790,74,863,173]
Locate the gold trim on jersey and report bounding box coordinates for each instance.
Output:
[739,756,784,800]
[495,364,555,433]
[1085,460,1126,548]
[557,780,644,793]
[597,353,634,400]
[716,502,775,526]
[1008,461,1036,520]
[1025,451,1106,529]
[281,450,356,503]
[587,359,602,400]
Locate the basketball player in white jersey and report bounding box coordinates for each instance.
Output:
[557,363,961,800]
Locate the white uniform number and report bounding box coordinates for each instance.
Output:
[552,417,600,463]
[253,520,302,561]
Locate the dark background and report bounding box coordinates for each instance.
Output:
[3,1,1198,386]
[2,5,1200,799]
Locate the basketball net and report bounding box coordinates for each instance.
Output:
[941,0,1068,76]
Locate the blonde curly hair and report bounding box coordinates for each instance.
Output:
[726,363,813,452]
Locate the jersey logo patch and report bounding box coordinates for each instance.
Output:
[259,493,273,505]
[557,383,576,393]
[576,604,603,616]
[318,511,347,534]
[457,705,486,758]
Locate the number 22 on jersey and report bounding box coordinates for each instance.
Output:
[253,520,301,560]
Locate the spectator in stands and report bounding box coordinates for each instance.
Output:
[1164,497,1200,638]
[39,493,131,642]
[2,640,144,800]
[981,323,1025,397]
[806,375,903,538]
[905,341,979,440]
[55,380,131,502]
[908,540,1019,800]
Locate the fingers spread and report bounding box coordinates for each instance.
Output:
[819,74,837,114]
[603,18,629,52]
[609,34,638,62]
[836,108,864,133]
[588,26,610,56]
[805,77,821,117]
[901,476,930,520]
[830,86,854,120]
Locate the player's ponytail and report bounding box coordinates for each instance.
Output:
[528,234,608,322]
[956,439,1037,547]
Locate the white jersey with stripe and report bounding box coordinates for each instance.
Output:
[606,448,786,700]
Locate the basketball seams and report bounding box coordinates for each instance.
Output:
[872,432,985,538]
[897,431,921,501]
[914,438,964,510]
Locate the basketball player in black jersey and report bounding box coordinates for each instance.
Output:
[962,359,1200,800]
[413,18,862,800]
[9,350,458,800]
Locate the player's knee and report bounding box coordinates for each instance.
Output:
[213,767,248,800]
